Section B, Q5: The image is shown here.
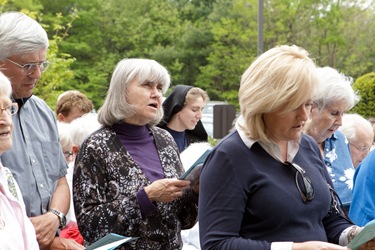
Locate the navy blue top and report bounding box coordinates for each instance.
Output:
[199,131,353,249]
[163,126,188,152]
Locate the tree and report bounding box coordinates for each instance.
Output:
[198,0,258,106]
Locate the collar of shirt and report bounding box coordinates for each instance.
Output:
[235,115,300,163]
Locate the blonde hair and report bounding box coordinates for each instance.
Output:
[184,87,210,106]
[239,45,319,143]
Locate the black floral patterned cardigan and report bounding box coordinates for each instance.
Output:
[73,125,198,249]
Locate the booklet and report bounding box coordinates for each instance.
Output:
[179,148,211,181]
[349,219,375,250]
[86,233,138,250]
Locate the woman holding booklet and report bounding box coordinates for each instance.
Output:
[198,45,375,250]
[73,58,198,249]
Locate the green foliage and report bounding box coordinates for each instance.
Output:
[2,0,375,115]
[34,38,75,109]
[351,72,375,118]
[198,0,257,106]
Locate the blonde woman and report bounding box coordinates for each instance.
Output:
[198,45,375,250]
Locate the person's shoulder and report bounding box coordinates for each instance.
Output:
[152,125,171,136]
[300,133,321,153]
[89,126,110,138]
[28,95,54,113]
[301,133,317,145]
[29,95,49,106]
[334,130,346,140]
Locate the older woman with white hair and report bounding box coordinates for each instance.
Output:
[73,58,198,249]
[339,113,374,168]
[304,66,360,213]
[0,72,38,249]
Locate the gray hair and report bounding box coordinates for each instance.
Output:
[70,113,102,147]
[0,72,12,97]
[0,12,49,59]
[314,67,360,111]
[98,58,171,126]
[339,113,373,142]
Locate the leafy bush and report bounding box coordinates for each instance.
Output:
[351,72,375,119]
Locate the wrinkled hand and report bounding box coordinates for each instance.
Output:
[292,241,349,250]
[30,213,60,249]
[49,237,85,250]
[145,178,191,202]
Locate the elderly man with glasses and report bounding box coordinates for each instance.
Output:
[0,12,83,250]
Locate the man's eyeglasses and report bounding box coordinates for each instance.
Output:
[350,142,372,153]
[285,161,315,203]
[6,58,50,75]
[0,103,18,116]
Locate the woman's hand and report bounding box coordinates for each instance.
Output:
[144,178,191,202]
[292,241,349,250]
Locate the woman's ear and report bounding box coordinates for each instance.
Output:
[72,144,80,155]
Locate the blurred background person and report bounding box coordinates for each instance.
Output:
[57,113,101,245]
[304,66,359,213]
[57,122,74,164]
[55,90,94,123]
[0,11,82,249]
[158,85,209,152]
[73,58,198,249]
[349,146,375,226]
[369,118,375,151]
[0,72,39,250]
[339,113,374,168]
[198,45,370,250]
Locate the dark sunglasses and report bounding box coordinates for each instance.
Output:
[285,161,315,203]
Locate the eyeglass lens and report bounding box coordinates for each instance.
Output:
[6,58,50,74]
[0,103,18,116]
[25,61,50,72]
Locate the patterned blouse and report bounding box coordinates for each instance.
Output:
[323,130,354,211]
[73,125,198,249]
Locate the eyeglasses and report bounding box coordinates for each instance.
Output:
[285,161,315,203]
[0,103,18,116]
[63,151,74,159]
[6,58,50,75]
[350,142,372,153]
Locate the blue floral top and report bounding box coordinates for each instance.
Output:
[323,130,354,210]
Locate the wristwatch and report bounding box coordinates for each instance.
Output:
[48,208,66,229]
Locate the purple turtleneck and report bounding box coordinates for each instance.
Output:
[112,122,164,181]
[112,122,164,217]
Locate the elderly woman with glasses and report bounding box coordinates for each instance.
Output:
[198,45,375,250]
[0,72,39,249]
[304,66,360,214]
[339,113,374,169]
[73,58,198,249]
